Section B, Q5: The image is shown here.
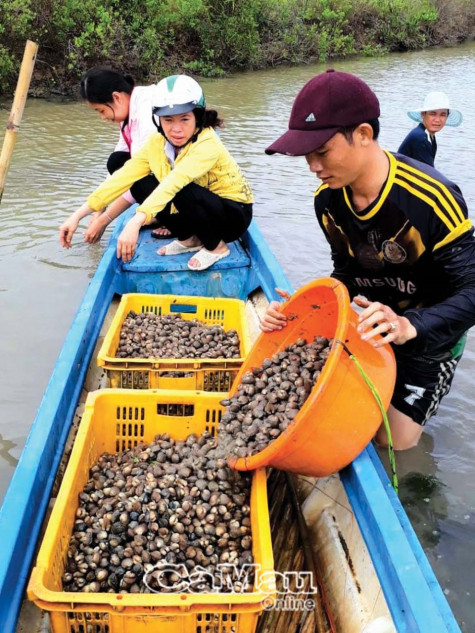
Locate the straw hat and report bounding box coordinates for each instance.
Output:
[407,91,462,127]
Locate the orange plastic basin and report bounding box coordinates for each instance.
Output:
[228,278,396,477]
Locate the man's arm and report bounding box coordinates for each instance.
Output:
[327,246,356,292]
[403,231,475,354]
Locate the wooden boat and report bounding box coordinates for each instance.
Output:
[0,215,462,632]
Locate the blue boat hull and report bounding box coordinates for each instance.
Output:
[0,215,461,632]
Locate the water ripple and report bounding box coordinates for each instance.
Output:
[2,43,475,628]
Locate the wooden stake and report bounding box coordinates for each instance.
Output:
[0,40,38,203]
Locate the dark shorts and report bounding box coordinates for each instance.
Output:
[391,336,466,426]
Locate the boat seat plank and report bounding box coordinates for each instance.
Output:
[119,228,252,298]
[124,229,251,272]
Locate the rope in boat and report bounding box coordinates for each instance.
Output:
[337,340,398,493]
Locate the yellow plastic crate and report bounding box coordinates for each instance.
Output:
[97,294,251,391]
[28,389,275,633]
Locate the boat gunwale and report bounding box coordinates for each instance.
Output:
[0,213,461,633]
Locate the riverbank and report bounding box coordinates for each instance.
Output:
[0,0,474,96]
[1,43,475,628]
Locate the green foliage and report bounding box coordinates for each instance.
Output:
[358,0,438,51]
[182,60,227,78]
[0,0,473,95]
[0,45,15,93]
[0,0,34,90]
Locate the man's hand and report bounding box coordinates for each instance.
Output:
[354,296,417,347]
[260,288,291,332]
[84,212,108,244]
[59,215,79,248]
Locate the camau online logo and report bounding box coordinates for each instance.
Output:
[143,563,317,611]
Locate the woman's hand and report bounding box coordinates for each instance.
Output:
[260,288,291,332]
[84,212,108,244]
[354,296,417,347]
[59,214,80,248]
[59,203,94,248]
[116,212,147,263]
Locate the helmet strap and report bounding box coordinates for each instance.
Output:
[153,115,179,148]
[152,115,162,135]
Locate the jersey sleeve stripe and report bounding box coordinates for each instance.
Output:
[434,219,473,250]
[395,172,465,230]
[396,162,466,224]
[394,176,457,231]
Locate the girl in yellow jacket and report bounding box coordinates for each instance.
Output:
[59,75,253,271]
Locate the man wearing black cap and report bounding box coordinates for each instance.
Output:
[262,69,475,450]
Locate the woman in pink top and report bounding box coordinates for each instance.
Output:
[62,68,170,245]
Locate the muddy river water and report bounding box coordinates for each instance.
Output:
[1,42,474,629]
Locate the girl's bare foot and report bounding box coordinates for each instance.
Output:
[151,226,172,238]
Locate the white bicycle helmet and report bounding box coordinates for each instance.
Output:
[152,75,205,117]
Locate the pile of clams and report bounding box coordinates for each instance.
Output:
[116,312,241,359]
[63,432,253,594]
[218,337,332,458]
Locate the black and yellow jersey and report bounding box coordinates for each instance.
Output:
[314,151,475,355]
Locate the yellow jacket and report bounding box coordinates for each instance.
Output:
[87,128,253,223]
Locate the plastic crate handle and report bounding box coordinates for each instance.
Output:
[170,303,198,314]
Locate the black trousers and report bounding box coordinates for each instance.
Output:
[108,153,252,249]
[158,183,253,251]
[107,151,158,204]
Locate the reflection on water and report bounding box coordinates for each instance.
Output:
[399,472,447,548]
[0,433,19,469]
[378,432,449,548]
[1,42,475,629]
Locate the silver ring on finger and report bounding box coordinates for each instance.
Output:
[388,321,397,332]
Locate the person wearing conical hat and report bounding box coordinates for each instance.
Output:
[398,91,462,167]
[260,70,475,451]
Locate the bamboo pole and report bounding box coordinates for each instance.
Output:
[0,40,38,203]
